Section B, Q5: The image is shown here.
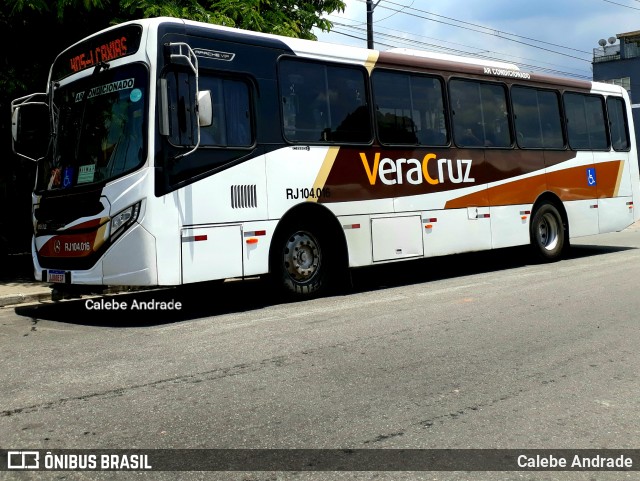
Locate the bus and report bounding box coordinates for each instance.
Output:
[11,17,640,300]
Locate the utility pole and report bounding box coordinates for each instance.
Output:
[366,0,382,49]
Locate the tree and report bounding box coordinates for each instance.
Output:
[119,0,345,39]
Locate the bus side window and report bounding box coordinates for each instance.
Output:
[371,69,447,146]
[373,71,417,144]
[278,57,372,144]
[513,87,543,148]
[329,74,371,142]
[198,76,252,147]
[512,86,564,149]
[482,83,511,147]
[450,79,484,148]
[585,96,608,150]
[450,78,512,148]
[564,92,608,150]
[538,90,565,149]
[161,70,198,147]
[607,96,630,151]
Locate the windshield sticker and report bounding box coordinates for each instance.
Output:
[75,78,135,102]
[77,164,96,184]
[130,88,142,102]
[62,167,74,188]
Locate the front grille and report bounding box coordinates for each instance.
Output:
[35,187,104,225]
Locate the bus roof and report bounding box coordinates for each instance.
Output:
[75,17,608,93]
[386,47,521,70]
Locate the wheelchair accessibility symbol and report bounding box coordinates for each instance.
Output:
[587,168,596,186]
[62,166,74,189]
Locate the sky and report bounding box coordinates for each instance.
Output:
[313,0,640,80]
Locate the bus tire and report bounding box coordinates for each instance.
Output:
[270,221,334,299]
[530,203,565,261]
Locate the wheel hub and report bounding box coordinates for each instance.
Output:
[538,213,559,251]
[284,232,320,282]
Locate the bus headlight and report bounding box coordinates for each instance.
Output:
[110,201,141,241]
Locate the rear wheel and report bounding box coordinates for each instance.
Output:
[530,203,565,261]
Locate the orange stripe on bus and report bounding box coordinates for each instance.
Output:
[445,160,624,209]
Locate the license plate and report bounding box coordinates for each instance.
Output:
[47,270,66,283]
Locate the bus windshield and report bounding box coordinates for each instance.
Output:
[38,63,148,192]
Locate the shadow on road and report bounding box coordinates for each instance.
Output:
[350,243,635,292]
[14,243,635,327]
[14,279,273,327]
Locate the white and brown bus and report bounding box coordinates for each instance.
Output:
[11,17,640,299]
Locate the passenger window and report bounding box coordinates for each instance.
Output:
[278,58,372,143]
[564,93,608,150]
[607,97,630,151]
[450,79,511,148]
[163,72,255,187]
[372,70,448,146]
[512,86,564,149]
[199,77,252,147]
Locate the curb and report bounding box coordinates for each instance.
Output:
[0,285,153,308]
[0,291,52,308]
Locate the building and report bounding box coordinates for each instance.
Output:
[592,30,640,146]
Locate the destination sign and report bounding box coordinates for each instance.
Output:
[52,25,143,80]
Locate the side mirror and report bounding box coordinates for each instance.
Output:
[11,102,50,161]
[198,90,212,127]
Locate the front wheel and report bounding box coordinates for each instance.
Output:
[270,222,336,299]
[530,203,566,261]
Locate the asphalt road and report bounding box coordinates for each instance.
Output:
[1,226,640,481]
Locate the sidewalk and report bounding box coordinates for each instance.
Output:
[0,253,51,307]
[0,280,51,307]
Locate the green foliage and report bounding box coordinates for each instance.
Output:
[117,0,346,39]
[119,0,228,24]
[214,0,346,39]
[7,0,108,19]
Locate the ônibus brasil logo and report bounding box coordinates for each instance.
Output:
[360,152,474,186]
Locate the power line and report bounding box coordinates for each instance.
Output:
[359,0,592,63]
[325,0,619,79]
[372,0,414,24]
[329,15,594,78]
[329,23,592,79]
[601,0,640,10]
[378,0,592,55]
